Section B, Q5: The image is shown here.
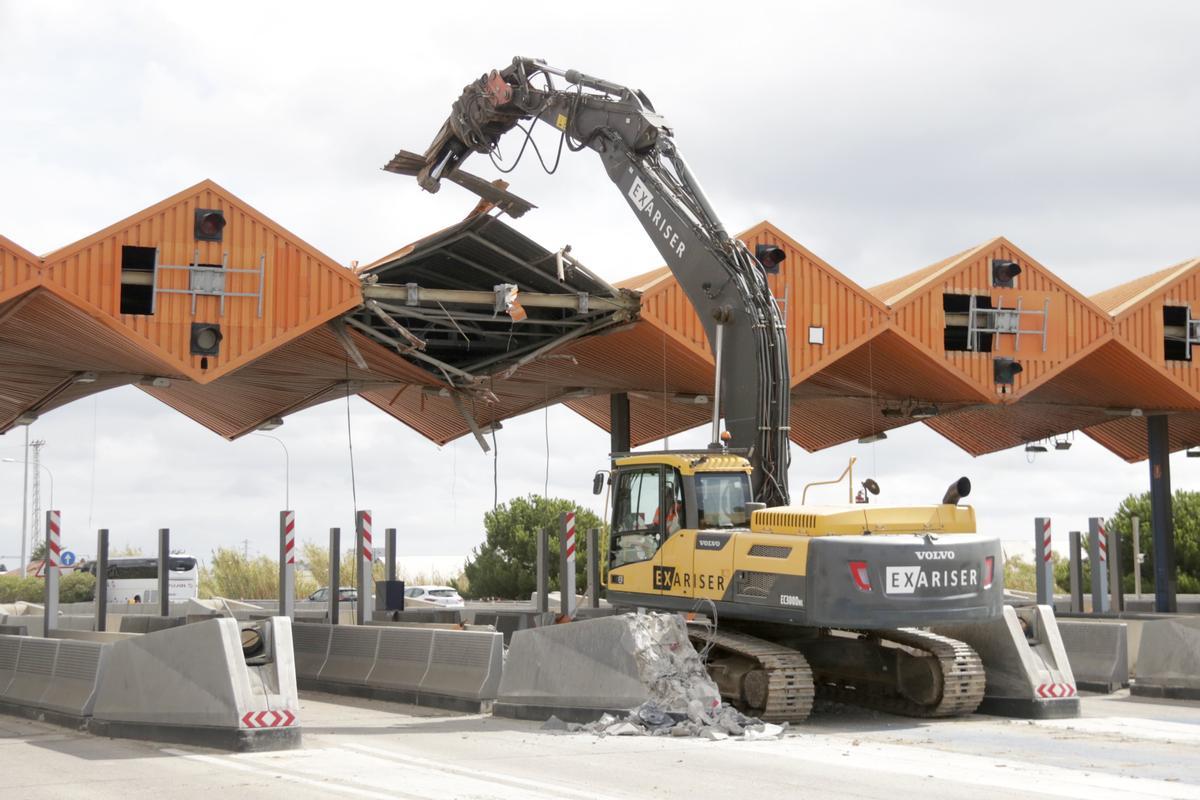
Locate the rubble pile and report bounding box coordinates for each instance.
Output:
[540,611,787,740]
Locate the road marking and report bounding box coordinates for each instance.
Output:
[161,748,423,800]
[1030,716,1200,744]
[343,741,631,800]
[773,736,1200,799]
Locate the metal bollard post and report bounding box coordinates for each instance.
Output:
[158,528,170,617]
[328,527,341,625]
[279,510,296,620]
[559,512,577,620]
[95,528,109,632]
[1034,517,1053,606]
[1107,523,1123,612]
[536,526,548,614]
[44,510,62,634]
[1069,531,1084,613]
[587,527,601,609]
[1088,517,1110,613]
[355,510,373,626]
[385,528,397,583]
[1132,516,1142,599]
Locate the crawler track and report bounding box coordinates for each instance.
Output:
[689,627,815,723]
[816,628,987,718]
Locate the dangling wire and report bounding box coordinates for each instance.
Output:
[345,367,359,515]
[87,396,98,532]
[492,429,499,509]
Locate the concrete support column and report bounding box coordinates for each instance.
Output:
[1034,517,1053,606]
[328,527,341,625]
[44,510,61,634]
[1087,517,1110,614]
[559,511,577,620]
[355,510,373,626]
[1107,522,1123,612]
[536,526,548,614]
[157,528,170,617]
[279,510,295,620]
[587,527,601,609]
[94,528,109,632]
[1132,516,1143,598]
[1069,531,1084,613]
[610,392,631,454]
[385,528,397,583]
[1147,415,1178,612]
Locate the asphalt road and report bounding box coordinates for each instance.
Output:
[3,690,1199,800]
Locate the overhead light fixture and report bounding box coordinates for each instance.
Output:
[73,371,98,384]
[1025,442,1048,453]
[1103,407,1144,417]
[257,417,284,432]
[909,404,939,419]
[138,376,172,388]
[754,244,786,274]
[858,432,888,444]
[1054,440,1072,451]
[670,393,710,405]
[13,412,38,426]
[1188,447,1200,458]
[881,407,905,419]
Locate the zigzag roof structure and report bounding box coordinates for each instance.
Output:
[4,180,1200,465]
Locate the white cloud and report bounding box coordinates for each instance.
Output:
[2,0,1198,570]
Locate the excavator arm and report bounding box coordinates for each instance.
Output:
[388,57,792,506]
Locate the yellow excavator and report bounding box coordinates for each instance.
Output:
[395,57,1011,721]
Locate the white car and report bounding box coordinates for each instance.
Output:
[405,585,465,608]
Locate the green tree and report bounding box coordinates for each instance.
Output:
[199,548,318,600]
[0,571,95,603]
[1105,491,1200,595]
[461,495,606,600]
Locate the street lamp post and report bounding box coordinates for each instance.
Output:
[252,433,290,510]
[3,454,55,570]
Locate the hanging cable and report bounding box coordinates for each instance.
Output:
[491,429,499,509]
[345,370,359,515]
[544,387,550,498]
[87,395,98,532]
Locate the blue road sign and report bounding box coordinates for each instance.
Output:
[60,550,76,567]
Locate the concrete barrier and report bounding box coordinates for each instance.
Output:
[0,635,19,695]
[1056,620,1128,693]
[934,605,1079,719]
[371,609,463,624]
[494,615,655,721]
[295,622,503,712]
[92,617,300,751]
[1132,617,1200,700]
[117,615,187,634]
[0,635,108,722]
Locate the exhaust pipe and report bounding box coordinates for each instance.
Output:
[942,477,971,505]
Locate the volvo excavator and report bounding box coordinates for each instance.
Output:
[391,58,1023,722]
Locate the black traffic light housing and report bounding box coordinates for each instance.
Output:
[992,258,1021,288]
[755,244,786,274]
[190,323,223,356]
[994,357,1023,385]
[195,209,226,241]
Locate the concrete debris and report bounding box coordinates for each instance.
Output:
[540,715,569,732]
[628,611,722,714]
[580,699,788,741]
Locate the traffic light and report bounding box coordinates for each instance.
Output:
[194,209,226,241]
[992,258,1021,288]
[994,357,1023,385]
[190,323,223,356]
[755,244,786,274]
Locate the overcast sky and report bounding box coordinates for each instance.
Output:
[2,1,1199,571]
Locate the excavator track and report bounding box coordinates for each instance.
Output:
[815,627,987,718]
[688,627,815,723]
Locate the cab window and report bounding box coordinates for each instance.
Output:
[611,467,663,568]
[662,468,685,535]
[696,472,752,528]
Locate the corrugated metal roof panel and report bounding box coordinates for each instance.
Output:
[1091,259,1199,316]
[0,235,42,301]
[868,242,985,306]
[924,403,1114,457]
[41,179,362,385]
[1083,414,1200,462]
[564,392,712,448]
